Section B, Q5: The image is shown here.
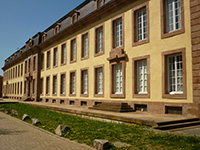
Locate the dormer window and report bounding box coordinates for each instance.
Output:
[70,10,79,24]
[53,23,61,35]
[72,14,77,24]
[28,38,33,48]
[96,0,104,9]
[42,33,47,42]
[55,25,60,34]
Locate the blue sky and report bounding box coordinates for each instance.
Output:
[0,0,83,76]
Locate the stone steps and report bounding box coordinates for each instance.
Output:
[89,102,134,112]
[154,118,200,131]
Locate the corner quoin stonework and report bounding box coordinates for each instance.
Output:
[190,0,200,117]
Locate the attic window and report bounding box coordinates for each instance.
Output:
[28,39,33,48]
[72,14,77,24]
[54,24,60,34]
[42,33,47,42]
[96,0,104,9]
[70,10,79,24]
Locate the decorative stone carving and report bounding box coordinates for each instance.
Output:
[93,139,109,150]
[22,114,30,121]
[55,125,70,136]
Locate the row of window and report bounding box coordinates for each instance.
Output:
[40,49,185,98]
[40,0,183,70]
[4,63,23,81]
[4,82,23,95]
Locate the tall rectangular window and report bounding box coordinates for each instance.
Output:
[46,76,50,95]
[162,48,186,99]
[18,65,20,77]
[95,67,104,96]
[33,79,35,94]
[82,33,89,58]
[15,66,17,78]
[161,0,184,38]
[25,61,27,73]
[81,69,88,96]
[113,18,123,48]
[95,26,104,55]
[53,48,58,67]
[61,44,66,64]
[60,74,66,95]
[13,68,15,79]
[40,78,43,94]
[21,64,23,76]
[24,81,26,94]
[70,72,76,95]
[17,82,19,94]
[70,39,76,62]
[33,56,36,71]
[167,54,183,94]
[136,9,147,41]
[28,59,31,72]
[137,60,147,94]
[53,75,57,95]
[166,0,181,32]
[47,51,51,69]
[41,53,44,70]
[20,82,23,95]
[113,64,122,94]
[133,56,150,98]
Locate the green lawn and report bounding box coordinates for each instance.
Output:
[0,103,200,150]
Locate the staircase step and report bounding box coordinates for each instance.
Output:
[89,102,134,112]
[157,118,199,126]
[154,120,200,130]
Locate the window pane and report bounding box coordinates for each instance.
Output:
[167,54,183,94]
[97,68,103,94]
[114,19,122,48]
[137,60,148,94]
[114,64,122,94]
[166,0,181,32]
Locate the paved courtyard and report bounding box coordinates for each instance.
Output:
[0,112,93,150]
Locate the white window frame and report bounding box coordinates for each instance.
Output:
[82,34,89,57]
[96,67,103,94]
[53,76,57,94]
[96,27,103,53]
[82,70,88,94]
[71,39,76,61]
[166,0,181,33]
[114,19,123,48]
[136,8,147,41]
[167,54,183,94]
[71,72,76,94]
[61,44,66,64]
[61,74,65,94]
[113,64,122,94]
[137,60,147,94]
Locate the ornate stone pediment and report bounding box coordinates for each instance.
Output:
[107,47,127,62]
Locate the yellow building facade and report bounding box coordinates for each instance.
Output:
[2,0,200,117]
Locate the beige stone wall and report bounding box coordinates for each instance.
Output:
[40,0,193,104]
